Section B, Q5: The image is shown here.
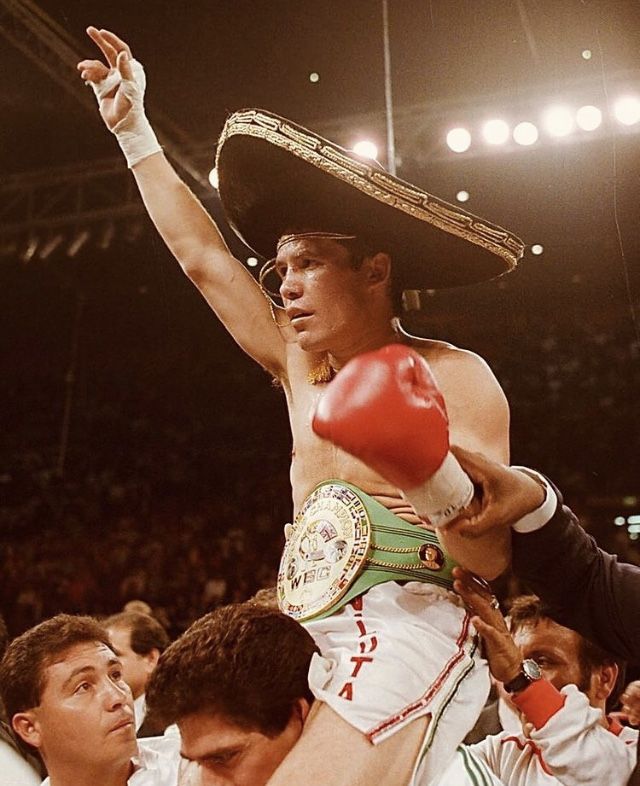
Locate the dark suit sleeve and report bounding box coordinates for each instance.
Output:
[512,485,640,663]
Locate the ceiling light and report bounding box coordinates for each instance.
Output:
[482,118,510,145]
[576,105,602,131]
[352,140,378,160]
[613,95,640,126]
[446,127,471,153]
[543,106,574,137]
[513,121,539,146]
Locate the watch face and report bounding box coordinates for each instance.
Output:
[522,658,542,681]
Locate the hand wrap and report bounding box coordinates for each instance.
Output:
[88,58,161,168]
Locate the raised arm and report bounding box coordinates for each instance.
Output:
[77,28,286,376]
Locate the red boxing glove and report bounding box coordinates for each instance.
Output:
[312,344,474,526]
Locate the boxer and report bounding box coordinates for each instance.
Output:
[78,27,524,785]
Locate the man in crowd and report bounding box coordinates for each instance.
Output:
[146,601,502,786]
[450,446,640,783]
[105,611,170,736]
[455,574,638,785]
[0,614,178,786]
[449,445,640,663]
[78,26,525,784]
[0,614,44,786]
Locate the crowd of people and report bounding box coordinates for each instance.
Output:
[3,293,638,637]
[1,22,638,786]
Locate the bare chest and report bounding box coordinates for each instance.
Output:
[285,380,413,517]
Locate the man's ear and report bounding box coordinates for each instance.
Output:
[144,647,161,673]
[592,662,619,703]
[293,697,312,725]
[364,252,392,287]
[12,711,42,749]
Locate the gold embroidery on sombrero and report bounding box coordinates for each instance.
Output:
[217,111,524,268]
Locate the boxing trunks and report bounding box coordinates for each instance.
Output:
[278,481,489,785]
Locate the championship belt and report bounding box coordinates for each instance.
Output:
[278,480,457,622]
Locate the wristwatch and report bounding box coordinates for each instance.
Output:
[503,659,542,694]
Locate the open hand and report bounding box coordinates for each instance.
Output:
[453,566,522,684]
[77,27,136,130]
[446,446,546,538]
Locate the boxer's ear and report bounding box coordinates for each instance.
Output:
[364,252,391,286]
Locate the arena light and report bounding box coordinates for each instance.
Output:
[352,140,378,160]
[581,49,592,60]
[614,516,626,526]
[456,190,470,203]
[513,121,538,146]
[67,229,90,258]
[530,244,544,256]
[20,234,39,263]
[613,95,640,126]
[481,118,510,145]
[38,233,64,260]
[446,127,471,153]
[576,105,602,131]
[97,222,116,251]
[208,167,219,189]
[542,106,574,137]
[309,72,320,83]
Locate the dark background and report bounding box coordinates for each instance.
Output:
[1,0,639,635]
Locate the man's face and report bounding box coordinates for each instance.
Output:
[512,619,594,700]
[178,707,304,786]
[108,625,153,699]
[20,641,136,770]
[275,237,376,354]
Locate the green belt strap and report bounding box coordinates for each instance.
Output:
[309,480,457,621]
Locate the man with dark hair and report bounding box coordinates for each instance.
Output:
[146,602,501,786]
[454,577,638,786]
[105,611,170,736]
[0,614,178,786]
[147,602,316,786]
[0,614,44,786]
[78,25,525,786]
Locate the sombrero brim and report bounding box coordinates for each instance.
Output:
[216,109,524,289]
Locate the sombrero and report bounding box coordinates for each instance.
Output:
[215,109,524,289]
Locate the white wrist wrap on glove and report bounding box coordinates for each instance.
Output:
[402,451,475,528]
[88,59,161,168]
